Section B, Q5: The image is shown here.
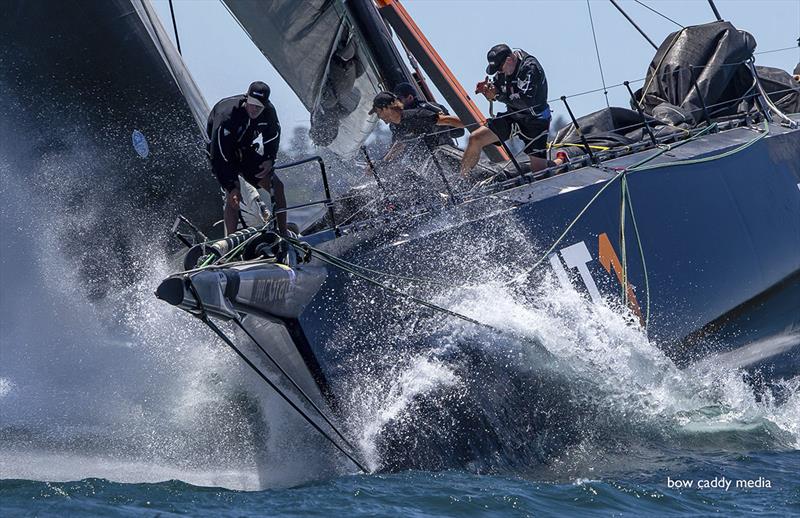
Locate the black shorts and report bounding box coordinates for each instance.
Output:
[241,168,266,189]
[487,113,550,158]
[240,155,276,189]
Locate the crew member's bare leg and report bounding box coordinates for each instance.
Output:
[460,126,501,177]
[223,186,241,236]
[528,155,548,172]
[528,154,567,174]
[256,159,288,235]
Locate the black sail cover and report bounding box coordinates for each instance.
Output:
[633,21,800,123]
[222,0,383,157]
[634,21,758,124]
[553,21,799,155]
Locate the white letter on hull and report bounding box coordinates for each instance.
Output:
[559,241,602,303]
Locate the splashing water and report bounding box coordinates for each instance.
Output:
[337,266,798,475]
[0,141,338,490]
[1,141,797,489]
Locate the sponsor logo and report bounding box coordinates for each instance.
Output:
[252,132,265,156]
[551,233,643,323]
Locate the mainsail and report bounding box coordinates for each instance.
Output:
[222,0,389,158]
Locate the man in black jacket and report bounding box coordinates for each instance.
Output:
[461,44,567,177]
[207,81,286,235]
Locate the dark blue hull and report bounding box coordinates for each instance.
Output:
[296,121,800,398]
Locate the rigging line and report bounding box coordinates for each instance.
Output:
[284,237,555,361]
[622,177,650,329]
[609,0,659,50]
[295,240,452,287]
[184,277,370,474]
[633,0,684,28]
[231,319,360,453]
[168,0,182,55]
[587,0,611,109]
[754,46,798,55]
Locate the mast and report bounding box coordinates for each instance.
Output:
[346,0,415,90]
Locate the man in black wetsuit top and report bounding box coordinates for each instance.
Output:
[391,82,464,147]
[460,44,567,178]
[206,81,286,236]
[369,91,463,173]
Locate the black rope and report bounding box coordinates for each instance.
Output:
[587,0,610,108]
[184,277,369,473]
[231,318,360,453]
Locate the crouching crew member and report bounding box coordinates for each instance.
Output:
[369,91,464,167]
[206,81,287,236]
[391,82,465,147]
[461,44,567,177]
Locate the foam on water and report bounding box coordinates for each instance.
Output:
[345,273,798,474]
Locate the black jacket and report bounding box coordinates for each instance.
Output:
[492,50,550,117]
[390,99,463,147]
[206,95,281,190]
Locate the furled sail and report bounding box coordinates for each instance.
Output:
[222,0,385,158]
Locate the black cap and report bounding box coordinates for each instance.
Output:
[486,44,512,75]
[246,81,270,107]
[393,82,417,98]
[368,91,398,114]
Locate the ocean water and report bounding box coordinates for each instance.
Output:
[1,158,799,516]
[1,453,798,517]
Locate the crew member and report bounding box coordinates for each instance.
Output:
[461,44,567,177]
[369,91,464,167]
[206,81,286,236]
[391,82,464,147]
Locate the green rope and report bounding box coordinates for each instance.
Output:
[625,123,718,171]
[303,242,451,287]
[623,178,650,329]
[628,122,769,172]
[612,121,768,329]
[285,237,557,360]
[506,168,625,286]
[619,172,629,305]
[196,218,277,269]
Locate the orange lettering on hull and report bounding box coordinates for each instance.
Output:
[598,233,643,325]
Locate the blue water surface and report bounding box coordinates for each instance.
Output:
[3,450,798,517]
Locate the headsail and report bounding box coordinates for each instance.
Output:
[222,0,389,158]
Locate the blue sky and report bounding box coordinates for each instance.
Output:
[153,0,799,132]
